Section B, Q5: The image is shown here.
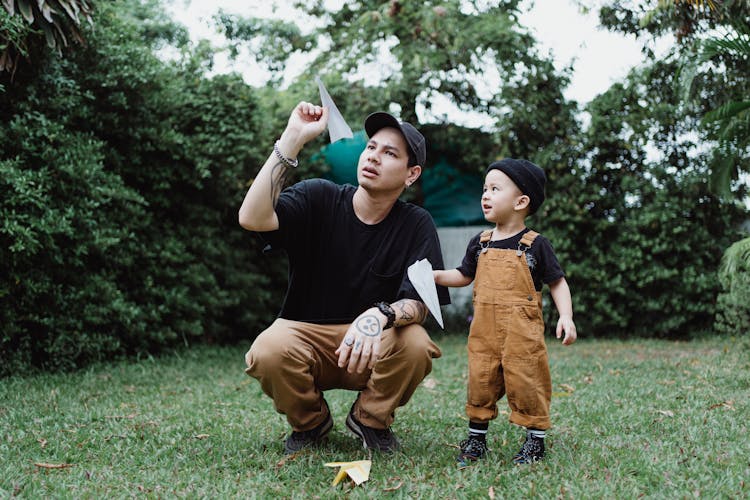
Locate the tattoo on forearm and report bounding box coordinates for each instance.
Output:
[393,299,428,325]
[355,314,382,337]
[270,160,292,208]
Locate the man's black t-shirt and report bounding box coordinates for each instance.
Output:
[259,179,451,324]
[456,228,564,291]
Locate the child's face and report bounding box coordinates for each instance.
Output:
[481,169,525,223]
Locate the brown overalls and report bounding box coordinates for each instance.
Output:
[466,229,552,430]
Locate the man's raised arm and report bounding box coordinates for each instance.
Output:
[238,102,329,232]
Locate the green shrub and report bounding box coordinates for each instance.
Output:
[715,236,750,335]
[0,1,285,375]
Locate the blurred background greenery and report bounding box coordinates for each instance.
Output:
[1,0,748,376]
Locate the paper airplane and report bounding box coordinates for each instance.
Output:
[324,460,371,486]
[407,259,444,328]
[316,76,353,143]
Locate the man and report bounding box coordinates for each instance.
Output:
[239,101,449,454]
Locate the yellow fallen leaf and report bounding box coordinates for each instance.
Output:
[559,383,575,393]
[383,480,403,492]
[34,462,74,469]
[709,400,735,410]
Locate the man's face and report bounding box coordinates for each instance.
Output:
[357,127,420,194]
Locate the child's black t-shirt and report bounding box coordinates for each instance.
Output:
[456,228,564,291]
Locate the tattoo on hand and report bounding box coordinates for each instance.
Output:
[393,299,428,325]
[355,314,382,337]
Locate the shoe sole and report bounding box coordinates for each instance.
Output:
[345,412,369,450]
[512,454,543,465]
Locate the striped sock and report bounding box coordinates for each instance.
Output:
[469,421,489,440]
[527,428,546,439]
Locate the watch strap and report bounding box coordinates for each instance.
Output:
[373,301,396,330]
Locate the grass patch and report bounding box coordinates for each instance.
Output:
[1,335,748,498]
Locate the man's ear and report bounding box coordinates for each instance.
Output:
[406,165,422,187]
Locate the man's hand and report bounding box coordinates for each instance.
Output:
[278,102,329,157]
[335,307,386,373]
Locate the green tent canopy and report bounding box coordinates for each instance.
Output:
[320,131,484,227]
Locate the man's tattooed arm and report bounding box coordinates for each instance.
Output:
[270,160,293,208]
[392,299,429,326]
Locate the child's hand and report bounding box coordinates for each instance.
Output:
[556,315,577,345]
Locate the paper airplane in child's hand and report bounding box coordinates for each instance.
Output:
[316,76,353,143]
[407,259,444,328]
[324,460,371,486]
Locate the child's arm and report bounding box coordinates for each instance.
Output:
[549,277,577,345]
[434,269,473,288]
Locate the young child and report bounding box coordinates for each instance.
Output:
[434,158,577,465]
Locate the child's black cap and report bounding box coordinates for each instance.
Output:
[486,158,546,214]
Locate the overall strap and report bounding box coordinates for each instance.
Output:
[479,229,493,244]
[517,230,540,256]
[519,230,539,248]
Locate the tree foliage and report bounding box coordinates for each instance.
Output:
[715,237,750,335]
[3,0,749,375]
[536,56,747,338]
[219,1,548,125]
[598,0,750,337]
[215,1,748,340]
[1,0,284,375]
[0,0,94,76]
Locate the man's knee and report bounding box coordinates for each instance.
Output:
[244,328,287,374]
[393,324,442,362]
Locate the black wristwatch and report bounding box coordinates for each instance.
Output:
[373,301,396,330]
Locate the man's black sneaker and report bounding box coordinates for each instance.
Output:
[456,435,488,464]
[284,408,333,455]
[346,405,400,453]
[512,435,545,464]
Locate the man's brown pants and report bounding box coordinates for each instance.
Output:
[245,318,441,431]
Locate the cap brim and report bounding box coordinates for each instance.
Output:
[364,112,402,138]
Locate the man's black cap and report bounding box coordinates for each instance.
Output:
[364,111,426,167]
[486,158,547,214]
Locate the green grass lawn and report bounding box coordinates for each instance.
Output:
[1,334,748,498]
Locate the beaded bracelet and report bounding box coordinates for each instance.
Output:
[273,141,298,168]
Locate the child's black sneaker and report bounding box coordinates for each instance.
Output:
[283,405,333,455]
[512,434,545,464]
[456,435,487,464]
[346,405,400,453]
